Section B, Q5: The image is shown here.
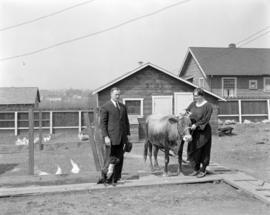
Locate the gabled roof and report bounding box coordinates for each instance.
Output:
[0,87,40,105]
[92,62,225,101]
[179,47,270,76]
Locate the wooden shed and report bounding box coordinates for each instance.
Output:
[92,63,225,141]
[0,87,40,136]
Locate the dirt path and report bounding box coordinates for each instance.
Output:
[1,183,269,215]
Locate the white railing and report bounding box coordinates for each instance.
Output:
[0,110,94,135]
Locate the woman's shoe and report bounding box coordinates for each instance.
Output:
[197,171,207,178]
[189,171,199,176]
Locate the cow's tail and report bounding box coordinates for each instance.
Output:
[144,140,148,161]
[143,121,149,161]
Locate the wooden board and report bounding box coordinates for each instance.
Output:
[83,112,101,171]
[223,173,270,205]
[0,173,222,197]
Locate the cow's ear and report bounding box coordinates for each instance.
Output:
[168,117,178,124]
[177,113,184,120]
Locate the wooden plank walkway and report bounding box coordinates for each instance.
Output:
[0,173,222,197]
[0,162,269,206]
[208,162,270,205]
[222,172,270,205]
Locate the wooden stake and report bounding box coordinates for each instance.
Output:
[38,110,43,150]
[93,108,105,167]
[28,107,34,175]
[83,112,101,171]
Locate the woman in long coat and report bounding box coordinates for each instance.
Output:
[186,88,213,178]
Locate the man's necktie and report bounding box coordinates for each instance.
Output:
[116,102,120,110]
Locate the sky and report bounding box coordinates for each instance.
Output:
[0,0,269,90]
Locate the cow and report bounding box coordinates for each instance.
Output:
[143,114,192,176]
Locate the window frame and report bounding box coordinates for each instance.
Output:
[263,77,270,92]
[221,77,237,97]
[249,80,258,90]
[198,77,204,88]
[122,98,144,117]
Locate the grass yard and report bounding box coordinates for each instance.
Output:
[0,122,270,214]
[0,122,269,183]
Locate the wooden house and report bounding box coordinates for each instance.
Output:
[92,63,224,140]
[178,45,270,122]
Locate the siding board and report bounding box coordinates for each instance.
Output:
[97,65,220,135]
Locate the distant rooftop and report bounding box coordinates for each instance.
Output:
[0,87,40,105]
[180,46,270,76]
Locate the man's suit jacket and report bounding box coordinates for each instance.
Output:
[100,101,130,146]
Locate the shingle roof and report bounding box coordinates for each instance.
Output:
[0,87,40,105]
[180,47,270,76]
[92,62,225,101]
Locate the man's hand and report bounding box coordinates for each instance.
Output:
[104,136,111,146]
[191,124,197,130]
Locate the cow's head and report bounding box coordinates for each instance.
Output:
[168,113,192,142]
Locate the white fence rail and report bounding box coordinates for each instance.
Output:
[0,110,94,135]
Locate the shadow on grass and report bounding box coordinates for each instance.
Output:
[0,163,18,175]
[151,163,194,176]
[218,133,238,137]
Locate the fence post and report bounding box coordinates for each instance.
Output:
[78,110,82,133]
[267,99,270,120]
[14,111,18,136]
[39,110,43,150]
[28,107,35,175]
[49,111,53,134]
[238,99,242,123]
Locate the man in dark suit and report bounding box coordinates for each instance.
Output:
[100,87,130,184]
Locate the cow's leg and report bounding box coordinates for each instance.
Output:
[153,145,160,169]
[177,140,185,175]
[148,142,154,171]
[163,144,169,177]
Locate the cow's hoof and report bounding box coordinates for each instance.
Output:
[177,171,183,176]
[153,166,161,172]
[153,164,160,169]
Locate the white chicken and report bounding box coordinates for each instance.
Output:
[55,165,62,175]
[70,159,80,174]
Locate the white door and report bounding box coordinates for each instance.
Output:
[152,96,173,115]
[174,92,193,115]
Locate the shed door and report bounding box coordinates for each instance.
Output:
[174,92,193,115]
[152,96,173,115]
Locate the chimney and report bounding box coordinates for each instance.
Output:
[228,43,236,48]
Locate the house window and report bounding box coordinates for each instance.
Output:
[123,98,143,116]
[249,80,257,89]
[222,77,237,97]
[264,77,270,91]
[198,78,204,88]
